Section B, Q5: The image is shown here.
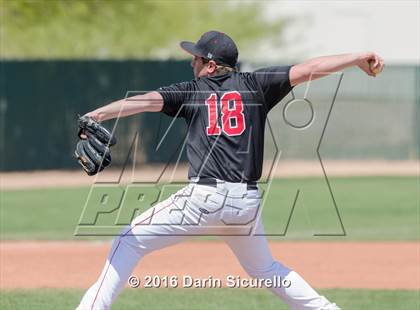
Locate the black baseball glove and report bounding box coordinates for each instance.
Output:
[74,116,117,176]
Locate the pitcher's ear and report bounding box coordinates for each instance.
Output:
[207,60,218,73]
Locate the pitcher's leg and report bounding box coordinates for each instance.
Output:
[222,220,336,310]
[77,188,193,310]
[76,230,144,310]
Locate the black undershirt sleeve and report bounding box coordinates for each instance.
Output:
[156,81,194,118]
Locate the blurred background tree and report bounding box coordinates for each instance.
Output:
[0,0,286,59]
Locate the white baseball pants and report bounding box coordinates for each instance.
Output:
[77,182,336,310]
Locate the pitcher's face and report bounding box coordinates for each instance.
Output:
[190,56,206,78]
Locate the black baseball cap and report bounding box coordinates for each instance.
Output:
[180,31,238,68]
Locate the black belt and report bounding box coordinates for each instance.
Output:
[195,177,258,190]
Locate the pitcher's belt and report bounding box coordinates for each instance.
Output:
[194,177,258,191]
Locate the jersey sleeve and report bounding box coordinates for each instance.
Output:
[253,65,294,111]
[156,81,194,118]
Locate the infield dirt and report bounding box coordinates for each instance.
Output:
[1,241,418,290]
[1,160,418,190]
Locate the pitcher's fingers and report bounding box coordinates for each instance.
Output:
[380,59,385,69]
[373,55,380,68]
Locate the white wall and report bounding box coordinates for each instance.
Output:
[258,0,419,64]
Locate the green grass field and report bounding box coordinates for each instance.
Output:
[0,176,419,309]
[1,177,418,240]
[1,288,419,310]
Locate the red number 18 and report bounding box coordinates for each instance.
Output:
[205,91,245,136]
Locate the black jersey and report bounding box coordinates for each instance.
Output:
[157,66,293,182]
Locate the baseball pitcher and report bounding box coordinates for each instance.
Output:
[75,31,384,310]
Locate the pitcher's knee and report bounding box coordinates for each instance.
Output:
[116,225,154,257]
